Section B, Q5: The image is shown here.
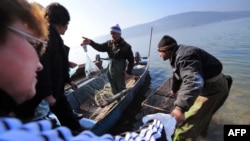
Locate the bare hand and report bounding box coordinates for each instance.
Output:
[81,36,91,46]
[69,81,78,90]
[171,107,185,125]
[45,95,56,106]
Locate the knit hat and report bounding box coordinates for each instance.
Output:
[158,35,177,52]
[110,24,121,34]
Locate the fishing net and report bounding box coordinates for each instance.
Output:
[80,74,114,107]
[94,83,114,107]
[82,45,101,78]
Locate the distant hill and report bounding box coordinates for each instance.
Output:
[95,11,250,40]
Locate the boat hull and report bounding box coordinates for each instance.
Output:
[91,64,149,135]
[65,60,149,135]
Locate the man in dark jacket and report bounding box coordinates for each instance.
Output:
[14,2,83,133]
[157,35,232,141]
[82,24,134,94]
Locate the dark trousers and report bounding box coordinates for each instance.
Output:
[107,60,126,94]
[50,95,81,131]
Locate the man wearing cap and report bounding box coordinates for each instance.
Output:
[157,35,233,141]
[82,24,134,94]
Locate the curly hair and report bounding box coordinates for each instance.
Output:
[0,0,48,43]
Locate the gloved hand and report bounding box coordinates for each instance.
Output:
[142,113,176,141]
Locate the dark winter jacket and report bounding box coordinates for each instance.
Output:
[36,25,71,99]
[90,37,134,74]
[14,25,72,118]
[0,89,17,116]
[171,44,222,111]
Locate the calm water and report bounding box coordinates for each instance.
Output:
[69,17,250,140]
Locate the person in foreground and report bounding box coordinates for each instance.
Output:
[81,24,134,94]
[14,2,83,133]
[157,35,233,141]
[0,0,177,140]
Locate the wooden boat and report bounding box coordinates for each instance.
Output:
[64,27,154,135]
[141,78,176,115]
[64,51,150,135]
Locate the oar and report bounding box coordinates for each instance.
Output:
[100,57,109,60]
[100,57,147,60]
[100,88,132,108]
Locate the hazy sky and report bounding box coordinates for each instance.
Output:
[28,0,250,47]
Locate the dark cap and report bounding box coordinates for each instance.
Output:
[158,35,177,52]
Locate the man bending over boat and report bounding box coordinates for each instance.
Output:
[157,35,233,141]
[81,24,134,94]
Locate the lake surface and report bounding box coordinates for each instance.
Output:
[69,17,250,140]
